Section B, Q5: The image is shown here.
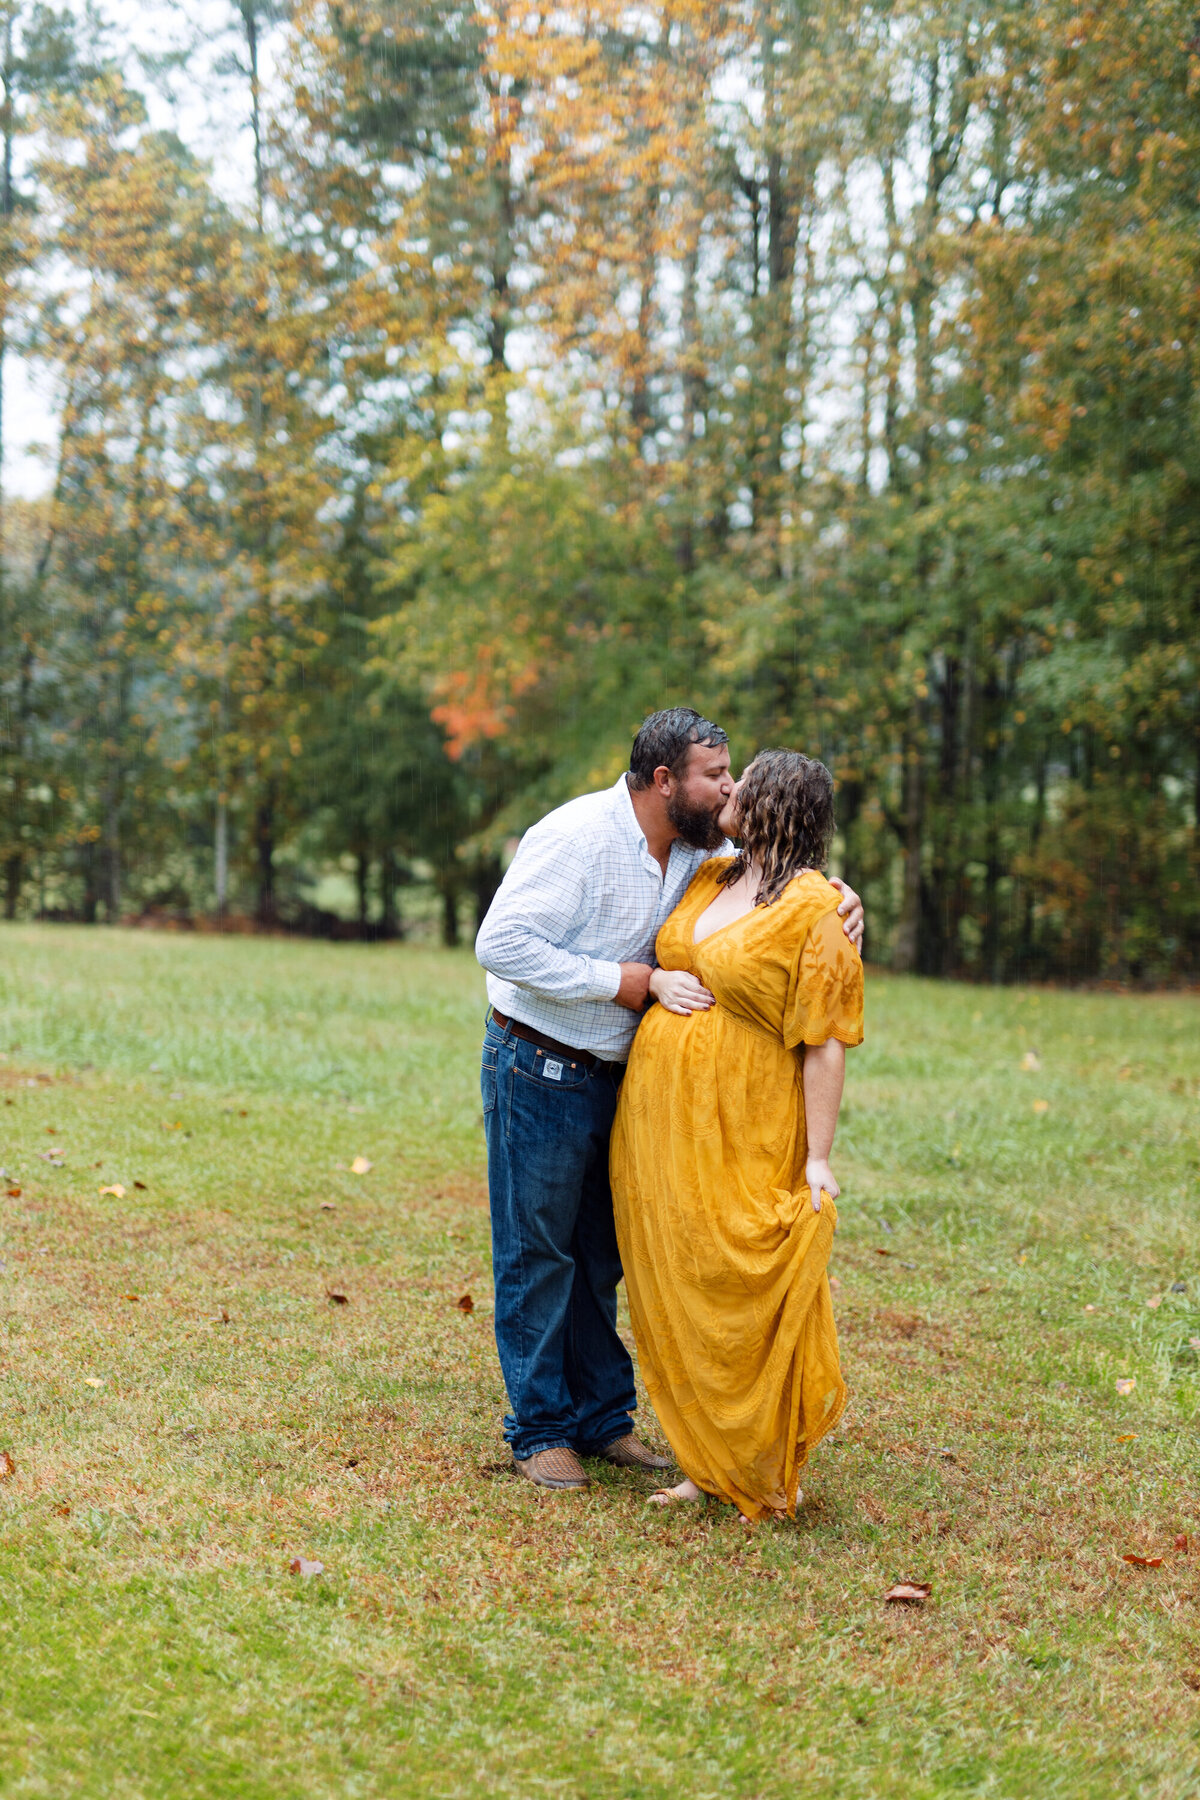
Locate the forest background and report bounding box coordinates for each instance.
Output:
[0,0,1196,982]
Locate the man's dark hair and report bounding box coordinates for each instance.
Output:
[628,707,728,790]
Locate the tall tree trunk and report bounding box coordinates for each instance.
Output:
[356,849,370,933]
[81,840,99,924]
[927,648,963,975]
[3,635,32,918]
[215,795,229,919]
[892,711,925,973]
[0,9,13,569]
[980,671,1004,981]
[880,158,904,490]
[380,846,402,940]
[103,779,121,920]
[255,788,276,925]
[3,850,19,918]
[630,185,658,447]
[472,854,502,936]
[488,158,512,376]
[1017,746,1047,974]
[438,870,461,948]
[241,1,266,238]
[676,210,704,574]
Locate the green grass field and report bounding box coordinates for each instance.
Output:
[0,924,1197,1799]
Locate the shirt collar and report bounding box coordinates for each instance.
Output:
[612,771,641,840]
[613,771,662,868]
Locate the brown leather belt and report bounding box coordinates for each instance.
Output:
[489,1007,603,1070]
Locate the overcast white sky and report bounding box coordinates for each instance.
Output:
[8,0,280,498]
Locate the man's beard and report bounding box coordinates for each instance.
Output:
[667,791,727,851]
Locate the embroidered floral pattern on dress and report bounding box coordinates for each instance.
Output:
[610,862,864,1521]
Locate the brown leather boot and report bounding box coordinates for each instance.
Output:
[594,1432,674,1473]
[512,1446,590,1490]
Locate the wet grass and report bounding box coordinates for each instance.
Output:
[0,924,1197,1798]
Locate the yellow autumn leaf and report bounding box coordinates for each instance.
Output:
[99,1184,126,1198]
[350,1155,372,1175]
[1032,1099,1049,1114]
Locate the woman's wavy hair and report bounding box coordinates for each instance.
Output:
[718,749,836,906]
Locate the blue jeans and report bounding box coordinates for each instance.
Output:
[481,1010,637,1461]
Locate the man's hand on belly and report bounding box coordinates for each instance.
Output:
[615,962,654,1010]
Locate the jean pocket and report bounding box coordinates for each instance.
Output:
[512,1052,590,1093]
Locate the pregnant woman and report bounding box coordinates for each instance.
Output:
[609,750,863,1522]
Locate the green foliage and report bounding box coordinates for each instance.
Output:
[0,0,1195,976]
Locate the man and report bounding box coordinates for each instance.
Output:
[475,708,864,1491]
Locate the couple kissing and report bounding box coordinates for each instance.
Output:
[476,707,864,1522]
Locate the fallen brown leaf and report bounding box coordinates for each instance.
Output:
[457,1293,475,1313]
[289,1556,324,1578]
[874,1247,893,1257]
[326,1291,349,1306]
[1116,1433,1138,1442]
[320,1201,336,1211]
[6,1186,19,1197]
[0,1450,15,1479]
[122,1292,139,1302]
[133,1180,147,1190]
[884,1581,931,1604]
[1146,1294,1163,1310]
[1122,1553,1164,1569]
[1174,1534,1189,1552]
[53,1502,70,1517]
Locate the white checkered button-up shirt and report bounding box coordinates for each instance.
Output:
[476,772,728,1062]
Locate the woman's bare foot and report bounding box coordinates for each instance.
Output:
[647,1478,704,1507]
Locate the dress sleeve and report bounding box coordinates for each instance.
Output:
[782,907,864,1050]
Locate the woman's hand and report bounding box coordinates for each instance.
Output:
[805,1157,840,1213]
[649,968,715,1015]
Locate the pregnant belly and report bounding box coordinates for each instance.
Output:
[623,1002,801,1155]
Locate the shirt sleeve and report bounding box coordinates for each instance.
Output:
[782,907,865,1050]
[474,826,623,1003]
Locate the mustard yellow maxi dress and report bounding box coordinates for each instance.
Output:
[610,862,864,1521]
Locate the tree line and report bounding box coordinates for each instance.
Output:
[0,0,1195,980]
